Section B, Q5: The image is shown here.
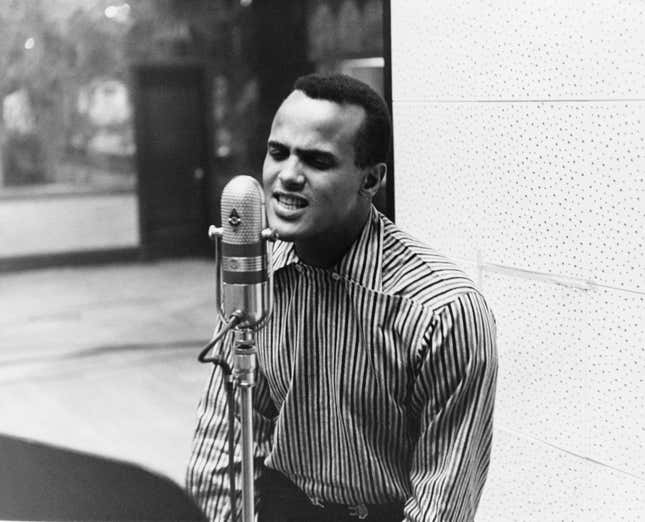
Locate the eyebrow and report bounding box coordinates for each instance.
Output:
[267,140,338,162]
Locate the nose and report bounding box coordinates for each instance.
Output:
[277,157,305,190]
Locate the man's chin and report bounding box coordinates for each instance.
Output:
[270,228,300,242]
[266,220,301,242]
[267,210,319,243]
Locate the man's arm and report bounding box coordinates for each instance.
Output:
[186,329,276,522]
[404,291,498,522]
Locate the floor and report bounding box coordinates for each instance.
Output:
[0,259,217,485]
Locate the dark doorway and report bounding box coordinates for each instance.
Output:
[133,63,212,259]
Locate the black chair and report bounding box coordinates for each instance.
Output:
[0,434,207,521]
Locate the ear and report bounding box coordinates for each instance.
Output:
[361,163,387,198]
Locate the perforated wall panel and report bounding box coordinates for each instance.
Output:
[482,272,645,477]
[393,101,645,292]
[391,0,645,519]
[477,429,645,521]
[391,0,645,101]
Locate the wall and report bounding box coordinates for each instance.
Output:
[390,2,644,520]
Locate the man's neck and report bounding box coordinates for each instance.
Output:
[294,206,371,268]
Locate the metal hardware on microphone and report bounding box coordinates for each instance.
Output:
[208,175,276,522]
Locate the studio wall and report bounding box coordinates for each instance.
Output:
[390,2,644,520]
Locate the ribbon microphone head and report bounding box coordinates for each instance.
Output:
[218,175,273,330]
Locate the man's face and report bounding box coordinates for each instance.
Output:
[262,90,367,244]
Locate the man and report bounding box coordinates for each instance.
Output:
[186,74,498,522]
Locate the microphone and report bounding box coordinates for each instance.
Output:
[206,176,276,522]
[210,175,275,331]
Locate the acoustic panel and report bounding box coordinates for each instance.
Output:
[482,272,645,478]
[477,429,645,521]
[391,0,645,101]
[393,100,645,291]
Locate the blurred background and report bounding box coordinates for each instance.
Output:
[0,0,389,519]
[1,0,644,521]
[0,0,389,267]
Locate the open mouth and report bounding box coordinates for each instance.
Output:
[275,193,308,210]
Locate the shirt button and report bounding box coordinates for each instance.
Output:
[331,272,341,281]
[295,264,303,273]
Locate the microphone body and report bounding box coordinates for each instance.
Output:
[215,175,273,330]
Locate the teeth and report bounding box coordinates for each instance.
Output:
[277,194,307,209]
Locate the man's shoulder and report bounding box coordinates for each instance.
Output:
[380,215,480,310]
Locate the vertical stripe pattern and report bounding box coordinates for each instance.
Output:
[186,207,498,522]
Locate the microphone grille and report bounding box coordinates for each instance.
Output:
[220,175,265,244]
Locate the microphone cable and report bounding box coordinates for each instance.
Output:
[197,313,242,364]
[197,313,243,521]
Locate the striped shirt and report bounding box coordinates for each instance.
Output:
[186,206,498,521]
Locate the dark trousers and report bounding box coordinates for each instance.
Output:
[256,469,403,522]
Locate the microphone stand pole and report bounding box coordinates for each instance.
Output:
[232,328,257,522]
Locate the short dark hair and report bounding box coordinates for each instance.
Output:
[293,73,391,168]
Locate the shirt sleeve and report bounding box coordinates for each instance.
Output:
[185,324,277,522]
[404,291,498,522]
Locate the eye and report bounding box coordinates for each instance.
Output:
[309,159,331,170]
[267,144,288,161]
[302,153,336,171]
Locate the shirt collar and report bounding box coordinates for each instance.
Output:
[271,205,383,292]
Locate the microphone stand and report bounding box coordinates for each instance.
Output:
[231,328,257,522]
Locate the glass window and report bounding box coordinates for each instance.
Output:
[0,1,138,257]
